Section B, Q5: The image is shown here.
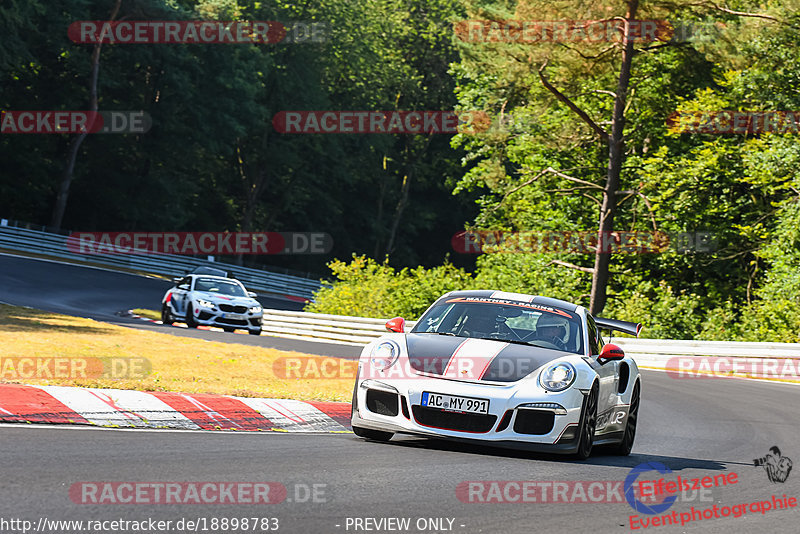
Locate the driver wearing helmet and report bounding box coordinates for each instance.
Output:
[534,313,569,349]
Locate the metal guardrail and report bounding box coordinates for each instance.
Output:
[0,223,324,300]
[261,309,417,344]
[258,308,800,354]
[259,309,800,382]
[612,338,800,358]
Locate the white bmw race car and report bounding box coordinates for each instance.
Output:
[351,290,642,459]
[161,274,263,335]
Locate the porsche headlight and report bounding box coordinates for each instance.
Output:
[370,341,400,371]
[249,305,262,313]
[196,299,215,309]
[539,362,576,392]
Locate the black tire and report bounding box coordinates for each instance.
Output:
[248,328,261,336]
[352,425,394,442]
[185,305,198,328]
[161,304,174,325]
[610,381,640,456]
[223,327,236,333]
[574,382,599,460]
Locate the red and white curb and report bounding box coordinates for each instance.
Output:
[0,384,351,433]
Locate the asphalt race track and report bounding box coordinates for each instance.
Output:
[1,253,800,533]
[2,375,799,533]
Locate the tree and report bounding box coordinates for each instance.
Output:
[451,0,792,314]
[50,0,121,231]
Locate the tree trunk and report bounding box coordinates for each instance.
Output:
[236,140,268,266]
[385,170,412,256]
[588,0,638,316]
[50,0,121,231]
[385,135,431,257]
[372,156,390,258]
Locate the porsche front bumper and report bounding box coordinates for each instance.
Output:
[351,374,590,454]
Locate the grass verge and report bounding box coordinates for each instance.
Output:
[131,308,160,321]
[0,304,354,402]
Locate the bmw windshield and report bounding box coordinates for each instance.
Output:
[412,296,584,355]
[192,277,247,297]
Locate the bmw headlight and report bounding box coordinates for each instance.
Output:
[539,362,576,392]
[370,341,400,371]
[196,299,215,309]
[249,305,262,313]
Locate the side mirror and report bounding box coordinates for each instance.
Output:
[247,292,258,298]
[599,343,625,363]
[172,277,182,285]
[385,317,405,333]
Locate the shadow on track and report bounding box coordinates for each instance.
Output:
[354,435,737,471]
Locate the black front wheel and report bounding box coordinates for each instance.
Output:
[248,328,261,336]
[161,304,174,325]
[185,305,198,328]
[574,383,599,460]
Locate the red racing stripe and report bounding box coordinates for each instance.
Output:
[442,339,469,376]
[151,392,277,431]
[0,384,88,424]
[307,401,352,429]
[478,343,509,379]
[443,338,508,379]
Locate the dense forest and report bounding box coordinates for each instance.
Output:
[2,1,800,340]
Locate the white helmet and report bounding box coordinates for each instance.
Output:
[536,313,569,342]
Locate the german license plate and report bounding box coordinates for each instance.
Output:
[421,392,489,414]
[222,313,244,320]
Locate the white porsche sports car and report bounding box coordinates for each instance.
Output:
[350,290,642,459]
[161,274,263,335]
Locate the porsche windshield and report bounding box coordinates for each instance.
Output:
[412,297,584,355]
[193,277,247,297]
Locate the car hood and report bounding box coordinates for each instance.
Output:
[404,333,569,383]
[194,291,257,306]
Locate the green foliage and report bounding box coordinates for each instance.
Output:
[605,280,704,340]
[0,0,475,275]
[306,255,475,319]
[472,254,589,304]
[308,1,800,343]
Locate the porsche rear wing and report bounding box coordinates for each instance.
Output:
[595,317,642,338]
